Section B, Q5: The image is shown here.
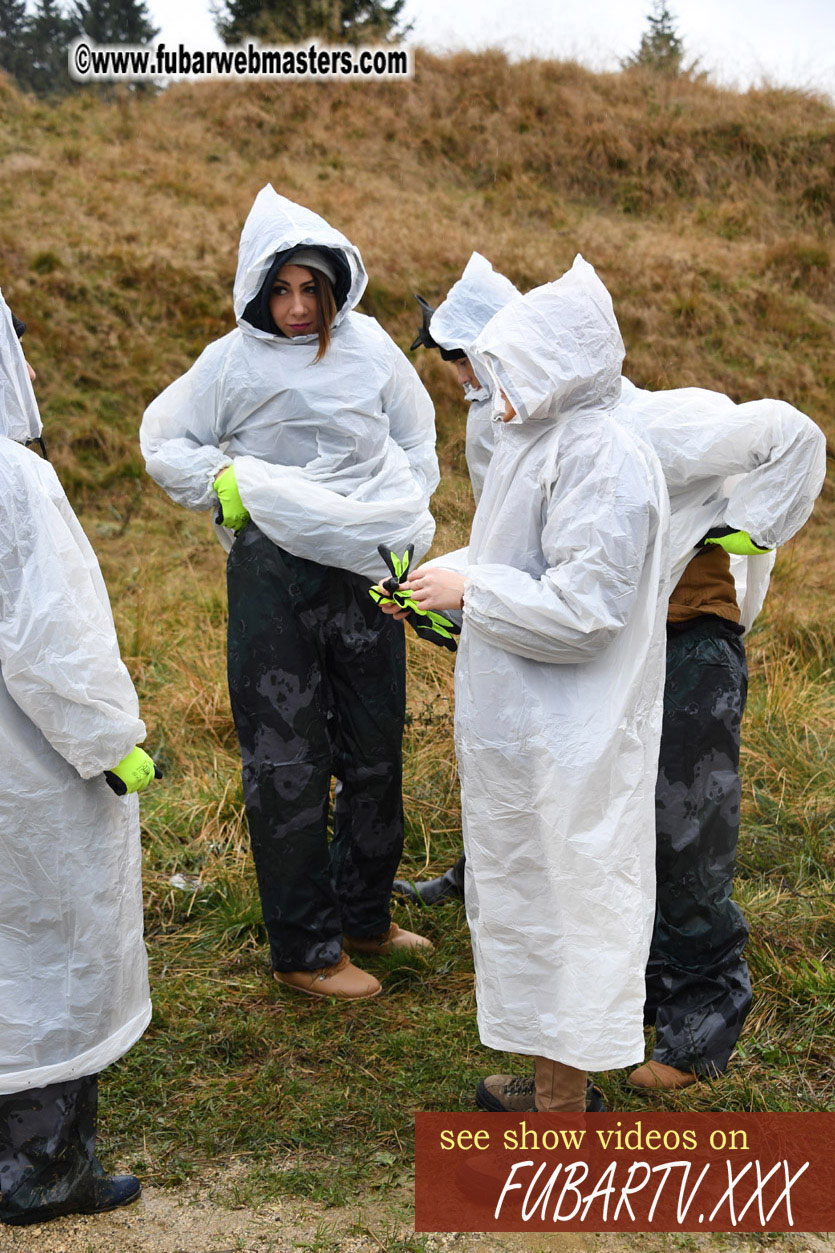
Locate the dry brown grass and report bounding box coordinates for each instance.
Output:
[2,53,833,459]
[3,50,830,606]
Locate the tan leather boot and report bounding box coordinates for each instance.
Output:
[477,1073,607,1113]
[273,952,381,1000]
[343,923,433,955]
[476,1074,536,1112]
[534,1057,588,1113]
[628,1060,697,1091]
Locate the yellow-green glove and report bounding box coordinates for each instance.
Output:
[369,544,461,652]
[104,746,162,796]
[214,465,250,533]
[702,527,772,556]
[370,583,461,651]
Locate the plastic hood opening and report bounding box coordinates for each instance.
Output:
[233,185,368,337]
[471,255,625,423]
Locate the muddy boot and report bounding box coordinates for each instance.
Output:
[628,1060,698,1092]
[534,1057,588,1113]
[475,1074,536,1112]
[2,1163,141,1228]
[0,1076,142,1228]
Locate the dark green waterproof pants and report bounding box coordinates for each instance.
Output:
[645,615,751,1075]
[227,526,407,973]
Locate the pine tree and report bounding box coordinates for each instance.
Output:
[0,0,33,86]
[215,0,411,44]
[27,0,81,94]
[623,1,685,76]
[71,0,158,43]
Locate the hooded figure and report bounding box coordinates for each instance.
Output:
[140,188,438,1000]
[419,257,670,1096]
[419,252,519,503]
[0,291,151,1224]
[141,185,438,581]
[408,254,825,1099]
[610,376,825,1090]
[614,378,825,629]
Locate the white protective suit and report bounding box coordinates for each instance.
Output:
[615,379,826,630]
[428,252,519,503]
[0,292,151,1095]
[141,186,438,580]
[439,258,670,1069]
[430,254,826,631]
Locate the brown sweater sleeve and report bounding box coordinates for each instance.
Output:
[667,545,741,625]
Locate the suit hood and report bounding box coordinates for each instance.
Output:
[429,252,519,355]
[471,255,624,424]
[233,185,368,338]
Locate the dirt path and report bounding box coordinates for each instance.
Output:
[0,1175,832,1253]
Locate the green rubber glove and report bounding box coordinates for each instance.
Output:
[702,527,772,556]
[369,544,461,652]
[104,746,162,796]
[214,465,250,533]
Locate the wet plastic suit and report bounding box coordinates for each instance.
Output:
[402,253,822,1076]
[226,525,407,972]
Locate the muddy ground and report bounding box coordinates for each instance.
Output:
[0,1169,832,1253]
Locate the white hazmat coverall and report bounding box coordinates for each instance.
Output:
[424,254,824,1074]
[439,257,670,1069]
[429,254,825,630]
[428,252,519,504]
[140,188,439,974]
[140,184,438,581]
[614,378,826,630]
[0,292,151,1097]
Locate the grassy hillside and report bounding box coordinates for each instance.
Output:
[1,51,834,1213]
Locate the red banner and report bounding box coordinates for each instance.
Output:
[415,1113,835,1233]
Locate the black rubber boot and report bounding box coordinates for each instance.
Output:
[392,854,466,904]
[82,1169,142,1215]
[2,1161,141,1227]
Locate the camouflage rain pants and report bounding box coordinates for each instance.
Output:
[0,1074,97,1224]
[645,616,752,1075]
[227,526,407,973]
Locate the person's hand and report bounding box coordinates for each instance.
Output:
[214,465,250,533]
[402,567,466,612]
[701,527,771,556]
[500,390,516,422]
[371,545,415,618]
[369,551,462,651]
[376,592,409,620]
[104,746,163,796]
